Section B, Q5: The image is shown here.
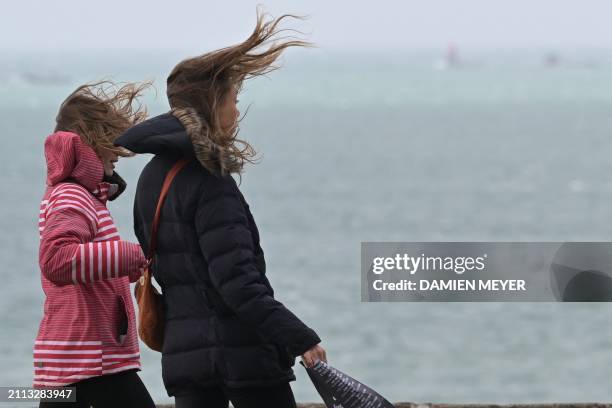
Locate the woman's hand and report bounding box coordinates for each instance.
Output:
[301,344,327,368]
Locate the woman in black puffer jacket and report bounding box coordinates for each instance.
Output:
[115,11,326,408]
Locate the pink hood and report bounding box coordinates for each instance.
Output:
[44,131,104,192]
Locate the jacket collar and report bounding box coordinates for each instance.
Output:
[114,113,195,157]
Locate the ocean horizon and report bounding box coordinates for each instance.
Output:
[2,49,612,405]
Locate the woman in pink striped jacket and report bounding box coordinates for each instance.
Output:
[34,82,155,408]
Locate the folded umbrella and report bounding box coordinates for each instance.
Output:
[301,360,395,408]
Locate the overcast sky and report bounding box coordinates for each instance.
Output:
[2,0,611,52]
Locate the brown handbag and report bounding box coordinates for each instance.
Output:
[134,158,190,352]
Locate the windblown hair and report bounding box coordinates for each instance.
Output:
[55,81,149,157]
[167,9,310,175]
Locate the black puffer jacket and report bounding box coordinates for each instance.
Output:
[115,112,321,395]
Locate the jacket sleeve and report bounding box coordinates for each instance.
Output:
[39,189,146,285]
[195,179,321,357]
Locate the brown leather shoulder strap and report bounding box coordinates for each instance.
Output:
[147,158,191,260]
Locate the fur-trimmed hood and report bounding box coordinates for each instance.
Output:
[115,109,240,175]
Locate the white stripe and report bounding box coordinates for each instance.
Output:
[99,216,112,223]
[113,241,119,277]
[47,202,96,220]
[48,188,94,207]
[56,188,93,198]
[97,224,115,233]
[34,380,75,387]
[48,192,97,221]
[80,245,85,283]
[106,241,112,279]
[41,200,49,204]
[50,183,87,195]
[71,248,77,284]
[50,185,93,203]
[35,349,102,355]
[96,224,117,239]
[34,358,103,363]
[102,364,140,374]
[35,366,97,372]
[96,230,119,239]
[35,374,95,381]
[102,361,136,367]
[51,194,96,215]
[97,243,103,280]
[50,198,97,220]
[39,217,45,223]
[102,353,140,359]
[94,231,119,241]
[97,210,110,215]
[89,243,94,282]
[35,341,102,346]
[47,204,96,225]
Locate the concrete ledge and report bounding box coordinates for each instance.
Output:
[157,404,612,408]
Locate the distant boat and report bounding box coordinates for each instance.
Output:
[433,43,460,71]
[433,43,483,71]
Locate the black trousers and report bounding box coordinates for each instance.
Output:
[39,369,155,408]
[175,383,297,408]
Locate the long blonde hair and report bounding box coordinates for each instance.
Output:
[166,9,310,175]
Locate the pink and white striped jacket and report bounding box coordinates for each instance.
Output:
[33,131,146,387]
